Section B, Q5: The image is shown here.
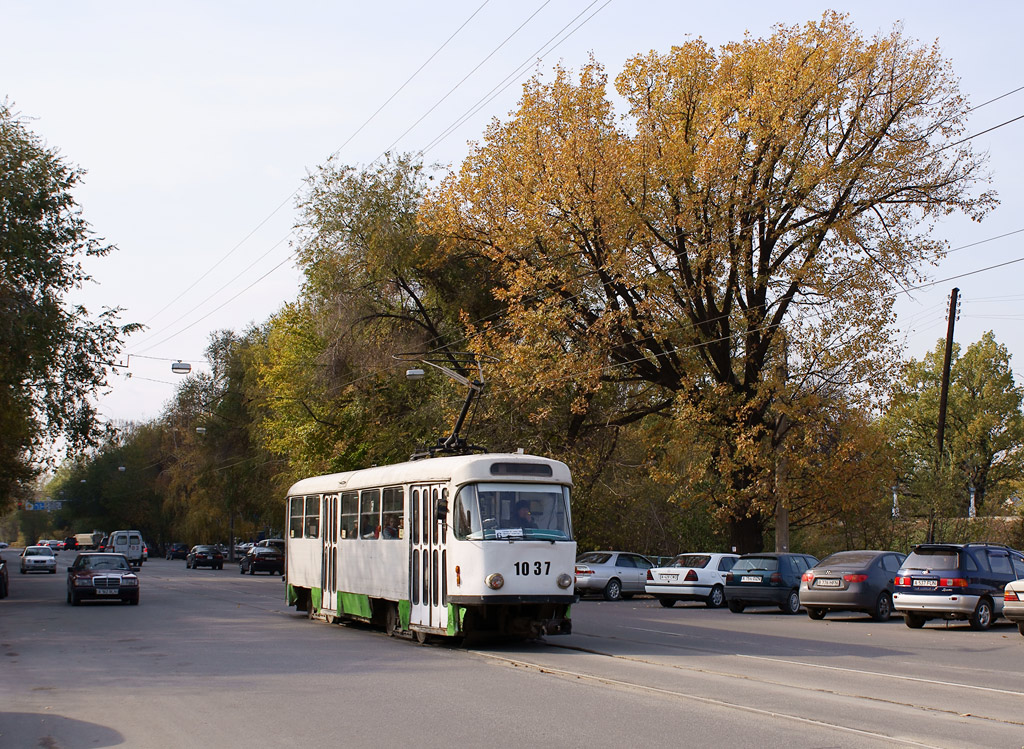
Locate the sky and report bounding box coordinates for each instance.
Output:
[4,1,1024,425]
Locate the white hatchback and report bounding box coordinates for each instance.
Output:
[1003,578,1024,636]
[645,552,740,608]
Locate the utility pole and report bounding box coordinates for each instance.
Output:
[930,287,959,543]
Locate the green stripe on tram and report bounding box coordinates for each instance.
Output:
[398,599,411,630]
[311,587,322,611]
[447,604,466,636]
[339,591,372,618]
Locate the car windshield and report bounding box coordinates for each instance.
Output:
[733,557,778,572]
[25,548,52,557]
[671,554,711,569]
[817,551,879,567]
[453,482,572,541]
[903,549,959,570]
[78,556,130,571]
[195,546,215,552]
[577,552,612,565]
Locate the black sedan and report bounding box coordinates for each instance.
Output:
[186,545,224,570]
[800,550,906,621]
[725,552,818,614]
[239,546,284,576]
[165,543,189,560]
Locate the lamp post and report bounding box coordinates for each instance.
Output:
[968,486,976,519]
[891,486,899,519]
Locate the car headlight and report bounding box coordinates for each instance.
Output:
[121,577,138,587]
[73,578,92,587]
[485,573,505,590]
[556,573,573,589]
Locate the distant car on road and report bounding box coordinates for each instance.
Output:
[575,551,655,601]
[239,546,284,575]
[800,550,906,621]
[20,546,58,574]
[67,553,139,605]
[0,541,9,549]
[186,545,224,570]
[166,543,189,560]
[645,552,739,608]
[725,552,818,614]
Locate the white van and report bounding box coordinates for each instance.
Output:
[108,530,144,567]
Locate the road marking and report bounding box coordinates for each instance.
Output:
[475,651,942,748]
[736,654,1024,697]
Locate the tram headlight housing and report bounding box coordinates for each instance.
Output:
[556,573,573,589]
[485,573,504,590]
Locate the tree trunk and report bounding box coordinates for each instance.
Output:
[729,512,764,554]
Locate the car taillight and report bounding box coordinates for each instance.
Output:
[646,569,653,580]
[684,569,698,582]
[801,571,814,582]
[575,566,593,575]
[843,574,868,583]
[940,578,968,588]
[1005,590,1019,601]
[895,576,911,586]
[770,572,782,584]
[725,572,734,583]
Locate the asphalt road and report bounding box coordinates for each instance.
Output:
[1,550,1023,748]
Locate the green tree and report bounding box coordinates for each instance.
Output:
[0,102,139,508]
[423,13,994,551]
[886,332,1024,534]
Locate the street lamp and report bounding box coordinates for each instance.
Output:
[891,486,899,519]
[968,486,977,519]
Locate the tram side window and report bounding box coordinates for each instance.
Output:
[304,495,320,538]
[289,496,304,539]
[340,492,358,539]
[360,489,381,539]
[381,487,403,539]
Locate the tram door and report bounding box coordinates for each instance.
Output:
[410,484,448,632]
[321,493,338,613]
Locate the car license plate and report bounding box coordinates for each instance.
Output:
[741,575,762,583]
[96,588,117,595]
[662,574,678,581]
[913,578,938,588]
[816,579,841,588]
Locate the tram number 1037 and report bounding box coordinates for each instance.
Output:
[514,561,552,576]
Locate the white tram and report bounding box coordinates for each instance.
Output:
[285,452,576,639]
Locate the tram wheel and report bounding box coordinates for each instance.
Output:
[414,629,429,645]
[306,596,315,620]
[385,604,400,637]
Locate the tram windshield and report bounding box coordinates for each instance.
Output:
[453,482,572,541]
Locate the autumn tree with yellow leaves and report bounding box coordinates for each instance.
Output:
[423,13,994,551]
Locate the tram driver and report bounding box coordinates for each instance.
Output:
[513,500,537,529]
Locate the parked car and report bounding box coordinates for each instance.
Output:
[1003,578,1024,636]
[66,553,139,605]
[256,538,285,552]
[239,546,284,575]
[0,557,8,598]
[892,543,1024,630]
[186,545,224,570]
[645,552,739,608]
[800,550,906,621]
[575,551,655,601]
[0,541,9,549]
[20,545,58,574]
[166,543,189,560]
[725,552,818,614]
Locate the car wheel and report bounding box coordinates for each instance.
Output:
[602,578,622,601]
[969,598,993,631]
[706,584,725,608]
[217,564,223,570]
[904,613,926,629]
[250,566,255,576]
[129,594,139,605]
[20,567,25,574]
[66,587,72,604]
[1017,622,1024,637]
[727,599,745,613]
[806,607,826,620]
[871,592,893,622]
[275,569,283,576]
[780,589,800,615]
[71,591,80,606]
[658,597,676,608]
[49,568,56,574]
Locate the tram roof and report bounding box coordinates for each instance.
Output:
[285,452,572,496]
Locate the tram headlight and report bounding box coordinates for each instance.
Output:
[556,573,573,589]
[485,573,505,590]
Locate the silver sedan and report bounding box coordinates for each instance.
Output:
[575,551,655,601]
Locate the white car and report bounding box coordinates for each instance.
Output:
[645,552,740,608]
[1003,579,1024,636]
[20,545,57,574]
